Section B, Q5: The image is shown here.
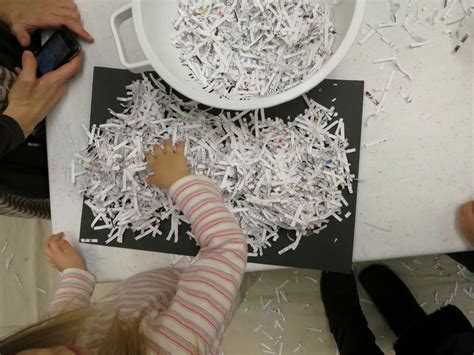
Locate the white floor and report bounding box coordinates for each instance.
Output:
[1,215,472,354]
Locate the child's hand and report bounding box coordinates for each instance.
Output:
[459,201,474,247]
[44,232,86,272]
[146,140,190,190]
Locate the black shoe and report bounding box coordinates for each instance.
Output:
[395,305,474,355]
[359,264,427,337]
[321,271,384,355]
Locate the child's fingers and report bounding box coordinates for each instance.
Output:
[146,175,158,185]
[60,239,73,249]
[45,236,53,248]
[49,239,64,254]
[175,141,185,155]
[44,246,53,259]
[44,241,52,255]
[52,232,65,242]
[163,140,173,154]
[46,232,64,243]
[459,203,474,232]
[145,152,155,165]
[153,144,164,157]
[44,232,63,251]
[460,202,474,219]
[467,201,474,214]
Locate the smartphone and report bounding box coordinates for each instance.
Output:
[35,27,81,76]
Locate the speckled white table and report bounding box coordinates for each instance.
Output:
[47,0,473,282]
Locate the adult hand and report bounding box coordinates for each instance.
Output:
[146,140,190,190]
[0,0,94,47]
[4,50,83,137]
[44,232,86,272]
[459,201,474,247]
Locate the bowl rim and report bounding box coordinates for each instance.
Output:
[132,0,366,111]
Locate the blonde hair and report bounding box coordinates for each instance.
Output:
[0,307,146,355]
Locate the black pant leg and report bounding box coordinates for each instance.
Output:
[395,305,473,355]
[334,324,385,355]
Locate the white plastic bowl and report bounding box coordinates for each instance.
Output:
[111,0,366,110]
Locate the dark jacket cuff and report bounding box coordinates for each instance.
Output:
[0,113,25,157]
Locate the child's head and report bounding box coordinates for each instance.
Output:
[17,346,90,355]
[0,308,145,355]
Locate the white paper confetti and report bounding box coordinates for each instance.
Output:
[5,253,14,270]
[173,0,336,98]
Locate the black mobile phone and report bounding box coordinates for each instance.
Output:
[35,27,81,76]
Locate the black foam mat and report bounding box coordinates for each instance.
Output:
[80,67,364,273]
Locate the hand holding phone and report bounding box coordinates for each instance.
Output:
[35,27,81,76]
[4,51,83,137]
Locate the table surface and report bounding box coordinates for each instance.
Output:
[47,0,473,282]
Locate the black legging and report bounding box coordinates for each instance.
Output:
[337,305,473,355]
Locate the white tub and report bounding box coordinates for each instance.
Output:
[111,0,366,110]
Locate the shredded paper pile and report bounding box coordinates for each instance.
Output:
[173,0,336,98]
[73,75,354,256]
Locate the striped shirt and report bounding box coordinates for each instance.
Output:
[0,66,16,112]
[49,176,247,354]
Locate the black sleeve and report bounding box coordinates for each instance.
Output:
[0,22,23,71]
[0,114,25,158]
[0,21,41,71]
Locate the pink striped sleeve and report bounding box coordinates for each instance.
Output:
[141,175,247,354]
[49,268,96,317]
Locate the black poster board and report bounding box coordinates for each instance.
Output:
[80,67,364,273]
